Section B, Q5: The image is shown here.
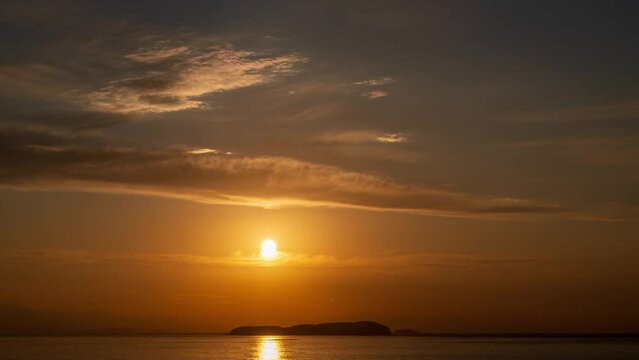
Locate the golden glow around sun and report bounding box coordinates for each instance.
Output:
[260,239,278,259]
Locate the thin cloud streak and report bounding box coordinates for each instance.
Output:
[0,249,546,269]
[316,130,407,144]
[362,90,388,99]
[123,46,191,63]
[354,77,395,86]
[186,148,219,155]
[356,76,393,99]
[376,133,407,143]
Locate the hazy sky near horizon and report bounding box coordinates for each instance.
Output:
[1,0,638,333]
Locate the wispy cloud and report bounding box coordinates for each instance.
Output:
[376,133,407,143]
[0,125,564,219]
[354,77,395,86]
[0,249,545,269]
[312,130,420,163]
[316,130,407,144]
[186,148,219,155]
[123,46,191,64]
[84,46,307,113]
[315,130,379,144]
[362,90,388,99]
[355,76,393,99]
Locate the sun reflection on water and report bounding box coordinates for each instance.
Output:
[257,337,281,360]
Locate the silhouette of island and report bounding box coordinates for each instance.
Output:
[229,321,391,336]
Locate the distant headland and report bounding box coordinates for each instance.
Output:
[229,321,391,336]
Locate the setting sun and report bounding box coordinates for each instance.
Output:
[260,239,278,259]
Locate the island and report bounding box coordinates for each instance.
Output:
[229,321,391,336]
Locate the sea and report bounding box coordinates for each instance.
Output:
[1,335,638,359]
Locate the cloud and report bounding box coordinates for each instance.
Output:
[0,125,564,219]
[186,148,219,155]
[0,249,545,269]
[313,131,420,163]
[316,130,378,143]
[376,133,407,143]
[354,77,393,99]
[316,130,407,144]
[84,46,307,113]
[362,90,388,99]
[354,77,395,86]
[123,46,190,63]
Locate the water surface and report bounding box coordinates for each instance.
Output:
[1,335,638,359]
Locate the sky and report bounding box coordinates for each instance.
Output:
[0,0,638,334]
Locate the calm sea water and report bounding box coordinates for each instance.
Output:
[1,335,638,359]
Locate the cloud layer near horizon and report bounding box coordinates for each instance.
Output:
[0,125,562,218]
[0,248,544,269]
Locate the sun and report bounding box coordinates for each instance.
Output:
[260,239,278,259]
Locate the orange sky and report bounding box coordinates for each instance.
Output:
[1,191,638,334]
